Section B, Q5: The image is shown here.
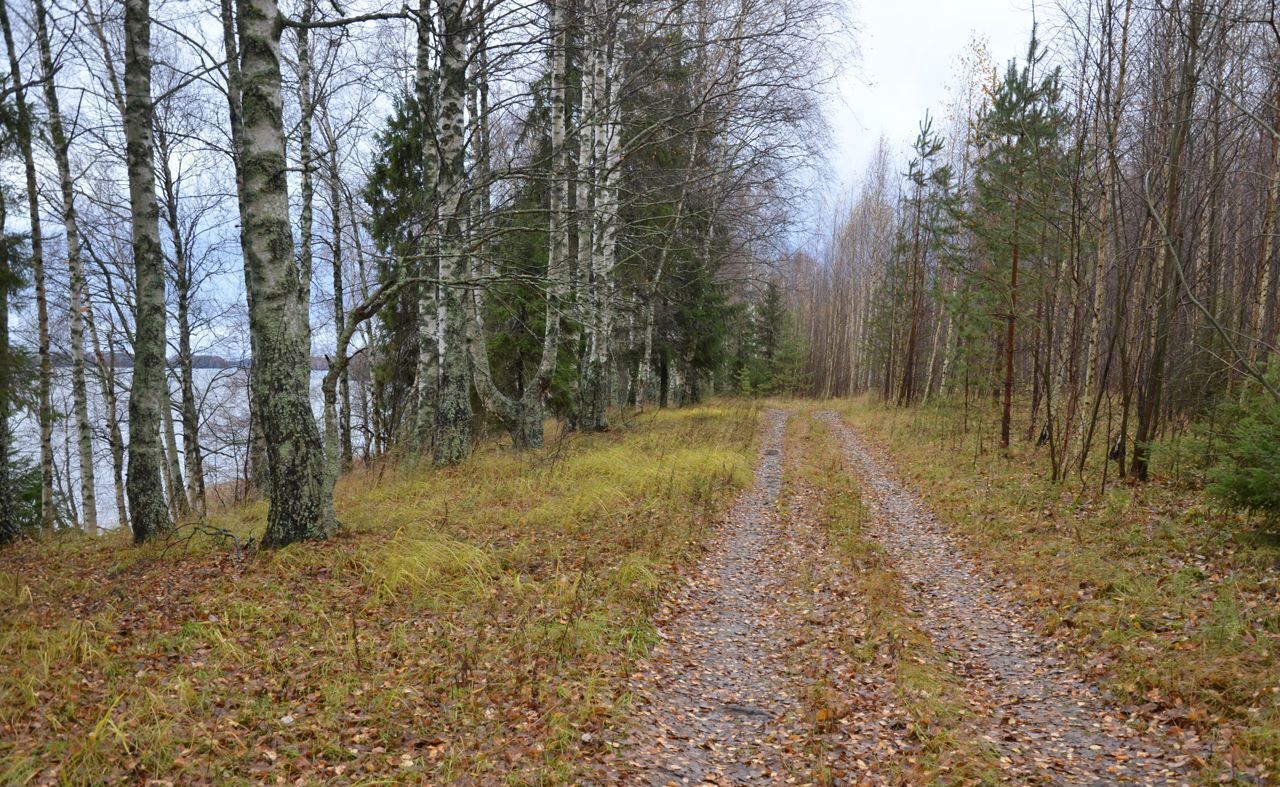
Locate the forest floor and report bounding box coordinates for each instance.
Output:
[1,400,1276,784]
[0,405,759,784]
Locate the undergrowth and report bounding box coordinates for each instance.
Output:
[0,403,757,784]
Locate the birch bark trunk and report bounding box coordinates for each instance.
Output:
[319,110,353,466]
[123,0,172,541]
[237,0,337,544]
[578,0,620,430]
[414,0,441,455]
[34,0,97,533]
[432,0,473,464]
[296,0,316,305]
[0,186,12,539]
[1133,1,1202,482]
[155,124,205,514]
[468,0,565,449]
[87,315,128,524]
[162,388,188,518]
[0,0,55,532]
[219,0,270,491]
[1079,0,1131,469]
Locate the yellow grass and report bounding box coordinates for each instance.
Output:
[0,403,757,784]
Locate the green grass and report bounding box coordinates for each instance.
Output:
[833,395,1279,782]
[0,404,758,784]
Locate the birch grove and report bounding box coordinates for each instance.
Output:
[0,0,836,544]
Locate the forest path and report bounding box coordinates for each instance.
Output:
[594,408,910,785]
[817,410,1205,785]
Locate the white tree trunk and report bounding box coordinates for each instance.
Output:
[432,0,474,465]
[578,0,621,431]
[414,0,441,454]
[469,0,566,449]
[122,0,172,541]
[34,0,97,534]
[0,0,55,531]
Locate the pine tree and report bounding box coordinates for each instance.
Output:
[968,33,1067,449]
[897,113,956,405]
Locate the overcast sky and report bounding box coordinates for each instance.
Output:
[822,0,1038,197]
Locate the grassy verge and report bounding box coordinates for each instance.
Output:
[0,404,758,784]
[783,410,1002,784]
[834,395,1280,781]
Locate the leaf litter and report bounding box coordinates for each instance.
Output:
[593,409,917,785]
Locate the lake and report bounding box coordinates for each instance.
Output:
[9,368,369,529]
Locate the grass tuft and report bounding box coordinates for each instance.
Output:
[370,533,498,603]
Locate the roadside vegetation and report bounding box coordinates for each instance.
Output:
[835,396,1280,779]
[0,404,756,784]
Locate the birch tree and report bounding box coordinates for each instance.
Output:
[0,0,53,531]
[576,0,622,431]
[469,0,568,449]
[236,0,336,544]
[33,0,100,533]
[431,0,473,464]
[0,105,24,542]
[122,0,171,541]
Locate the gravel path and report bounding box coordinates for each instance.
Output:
[597,409,911,784]
[600,409,805,784]
[819,410,1204,785]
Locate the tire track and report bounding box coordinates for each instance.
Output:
[596,409,806,784]
[819,410,1204,785]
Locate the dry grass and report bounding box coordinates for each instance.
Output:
[833,395,1280,781]
[0,403,758,785]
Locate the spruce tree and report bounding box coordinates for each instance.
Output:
[0,86,40,542]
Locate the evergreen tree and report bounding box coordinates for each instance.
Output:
[365,95,436,446]
[967,32,1067,448]
[1208,365,1280,525]
[897,113,958,404]
[0,84,37,542]
[734,279,807,395]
